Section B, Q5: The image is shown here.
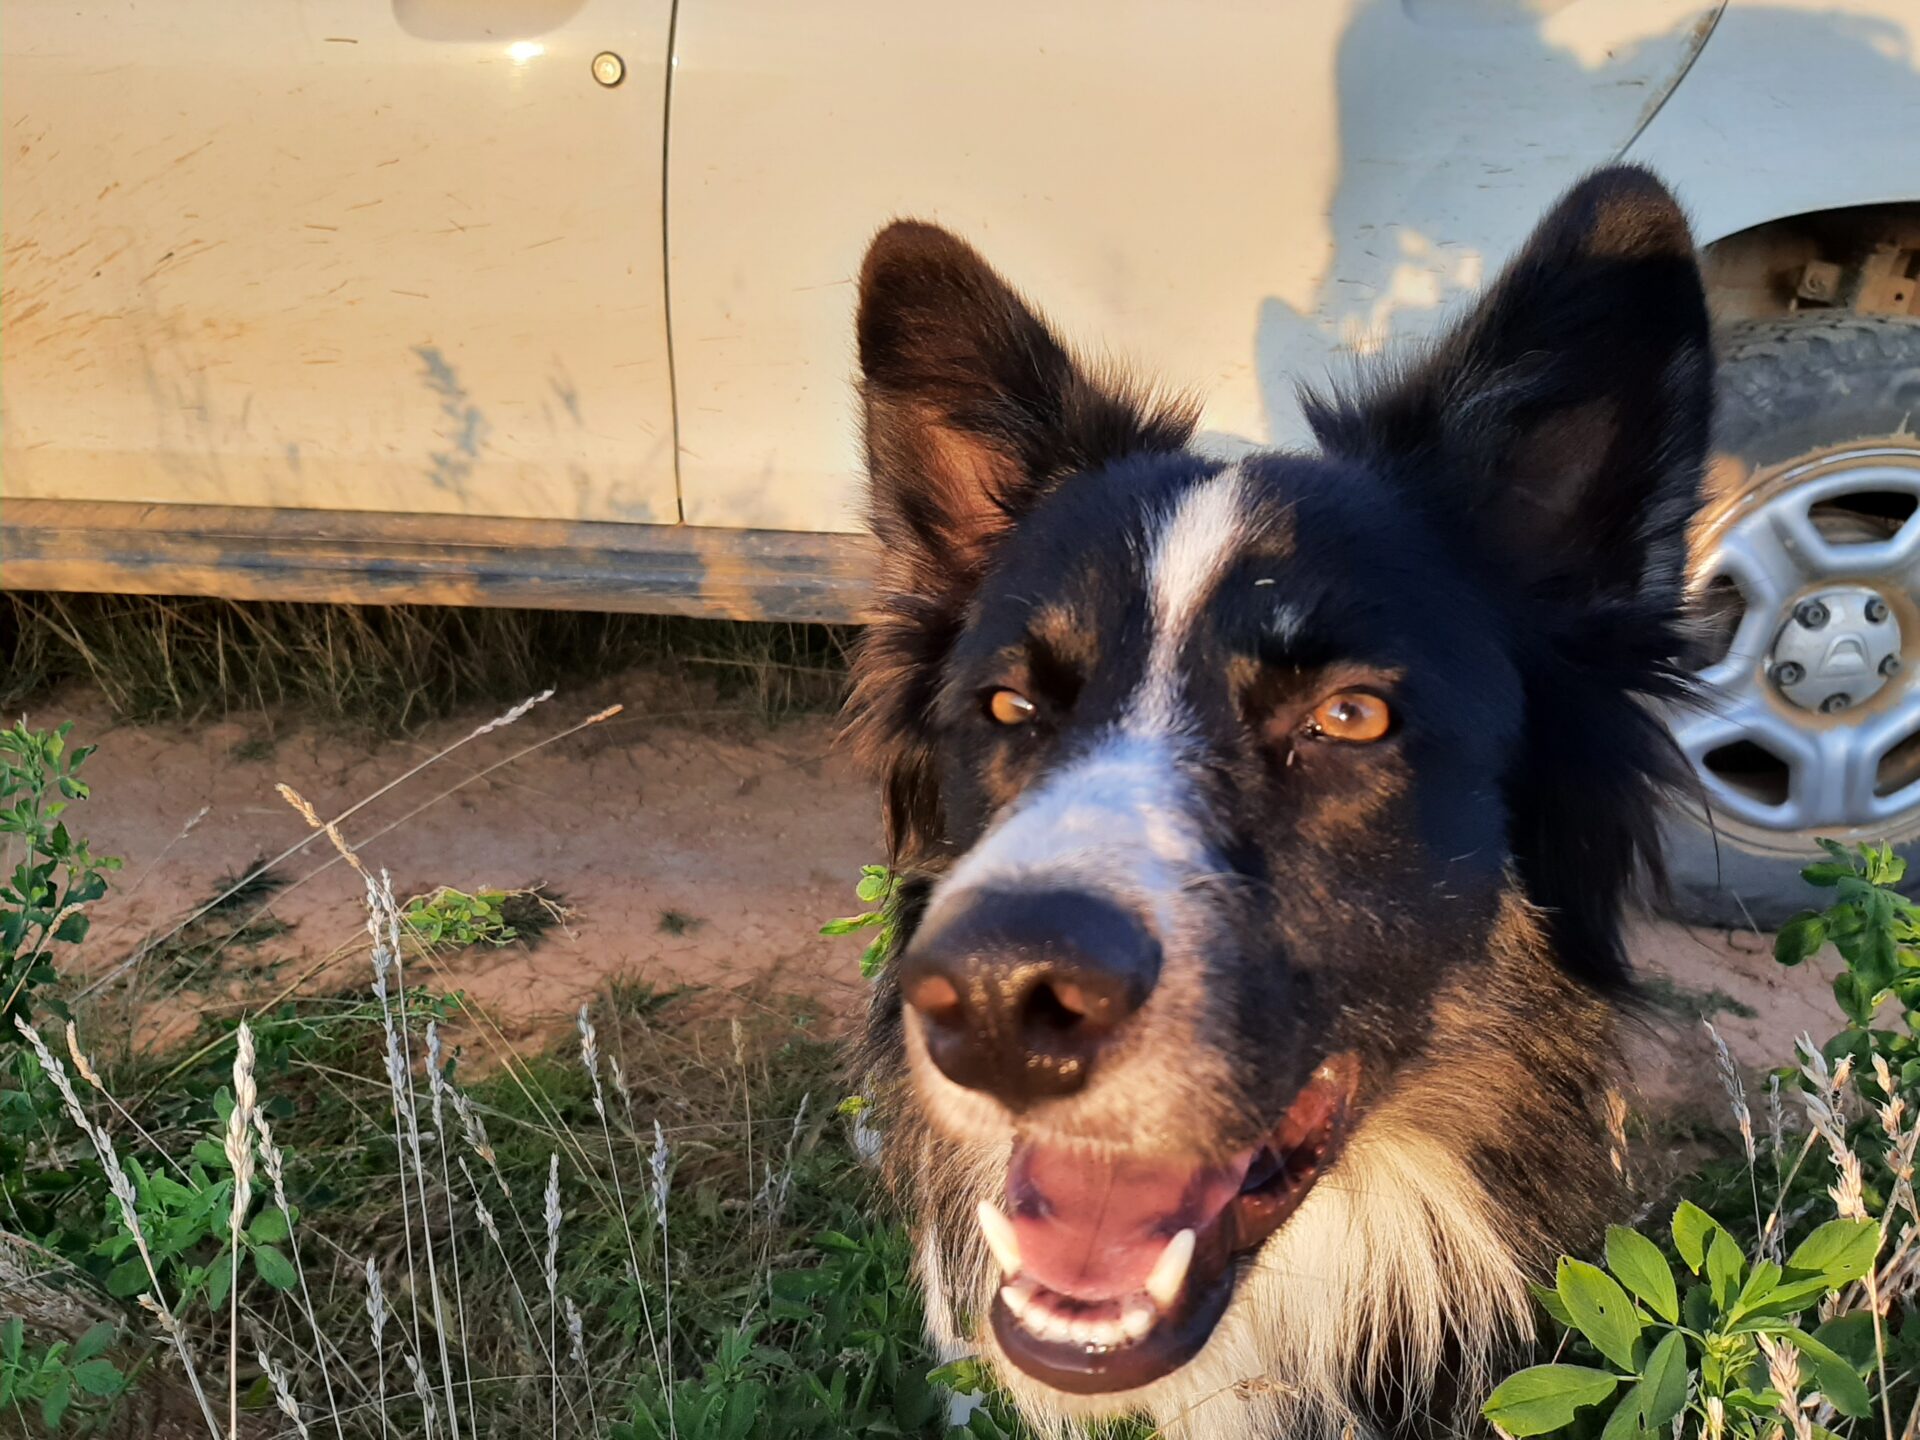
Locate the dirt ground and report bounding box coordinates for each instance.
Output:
[44,676,1837,1122]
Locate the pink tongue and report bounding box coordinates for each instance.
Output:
[1008,1142,1253,1300]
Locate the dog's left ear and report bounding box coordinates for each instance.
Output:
[1307,165,1712,605]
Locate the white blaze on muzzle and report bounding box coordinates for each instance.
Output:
[924,465,1257,933]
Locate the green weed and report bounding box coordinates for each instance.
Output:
[1488,840,1920,1440]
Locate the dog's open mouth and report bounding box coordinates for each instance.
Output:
[979,1054,1359,1394]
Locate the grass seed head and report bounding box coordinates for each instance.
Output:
[650,1120,671,1227]
[257,1348,311,1440]
[365,1259,387,1352]
[564,1296,588,1369]
[544,1152,562,1301]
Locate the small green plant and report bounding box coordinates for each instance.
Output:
[0,1319,127,1432]
[91,1119,298,1308]
[1,720,119,1036]
[404,885,521,948]
[658,909,704,937]
[1776,840,1919,1049]
[821,866,899,979]
[1487,840,1920,1440]
[1484,1209,1878,1440]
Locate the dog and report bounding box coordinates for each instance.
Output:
[845,166,1713,1439]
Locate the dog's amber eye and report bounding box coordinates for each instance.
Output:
[1307,691,1392,743]
[987,688,1037,726]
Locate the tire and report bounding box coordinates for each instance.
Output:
[1661,315,1920,928]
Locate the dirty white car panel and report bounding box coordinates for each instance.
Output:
[2,0,677,525]
[667,0,1720,532]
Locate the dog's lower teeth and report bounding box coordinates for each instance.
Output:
[1001,1280,1163,1350]
[1000,1276,1038,1320]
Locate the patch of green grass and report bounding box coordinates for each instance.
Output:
[11,977,1003,1438]
[0,593,852,733]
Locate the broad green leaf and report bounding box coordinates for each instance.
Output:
[1707,1228,1745,1311]
[1775,911,1830,966]
[41,1378,71,1430]
[1599,1389,1647,1440]
[1834,971,1877,1026]
[1813,1312,1878,1370]
[1557,1259,1644,1372]
[1730,1259,1783,1320]
[1787,1219,1880,1287]
[1638,1331,1690,1431]
[1734,1274,1836,1321]
[1673,1202,1721,1273]
[1606,1227,1678,1322]
[1784,1329,1873,1419]
[1530,1279,1574,1328]
[1482,1365,1621,1436]
[106,1257,147,1298]
[206,1258,233,1308]
[249,1207,290,1244]
[71,1322,114,1364]
[72,1358,122,1397]
[252,1243,297,1291]
[819,915,880,937]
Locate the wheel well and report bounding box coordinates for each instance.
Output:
[1704,203,1920,323]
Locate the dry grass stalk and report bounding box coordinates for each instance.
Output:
[365,1258,390,1440]
[544,1153,562,1440]
[254,1110,348,1440]
[577,1002,669,1393]
[222,1021,258,1437]
[258,1346,311,1440]
[1757,1334,1814,1440]
[13,1015,223,1438]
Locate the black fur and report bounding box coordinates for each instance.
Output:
[846,167,1715,1433]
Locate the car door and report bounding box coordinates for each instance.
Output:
[665,0,1721,536]
[3,0,677,527]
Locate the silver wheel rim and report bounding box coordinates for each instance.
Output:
[1673,443,1920,848]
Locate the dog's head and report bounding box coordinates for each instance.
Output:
[848,168,1711,1418]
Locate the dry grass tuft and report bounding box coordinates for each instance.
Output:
[1,592,852,732]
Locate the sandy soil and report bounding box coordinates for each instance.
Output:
[43,676,1839,1118]
[52,677,880,1052]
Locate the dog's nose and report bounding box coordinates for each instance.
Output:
[897,889,1160,1107]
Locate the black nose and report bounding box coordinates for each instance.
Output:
[897,889,1160,1108]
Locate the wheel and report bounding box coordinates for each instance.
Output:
[1661,315,1920,927]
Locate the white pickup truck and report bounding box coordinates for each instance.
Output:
[6,0,1920,919]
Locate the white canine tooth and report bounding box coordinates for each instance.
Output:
[1145,1228,1197,1309]
[976,1200,1022,1278]
[1121,1295,1156,1339]
[1000,1276,1038,1320]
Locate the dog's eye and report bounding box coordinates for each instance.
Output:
[1305,691,1392,743]
[986,688,1037,726]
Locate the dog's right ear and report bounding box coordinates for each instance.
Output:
[857,221,1193,592]
[852,222,1194,861]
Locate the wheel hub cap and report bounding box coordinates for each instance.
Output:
[1672,446,1920,835]
[1768,586,1901,713]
